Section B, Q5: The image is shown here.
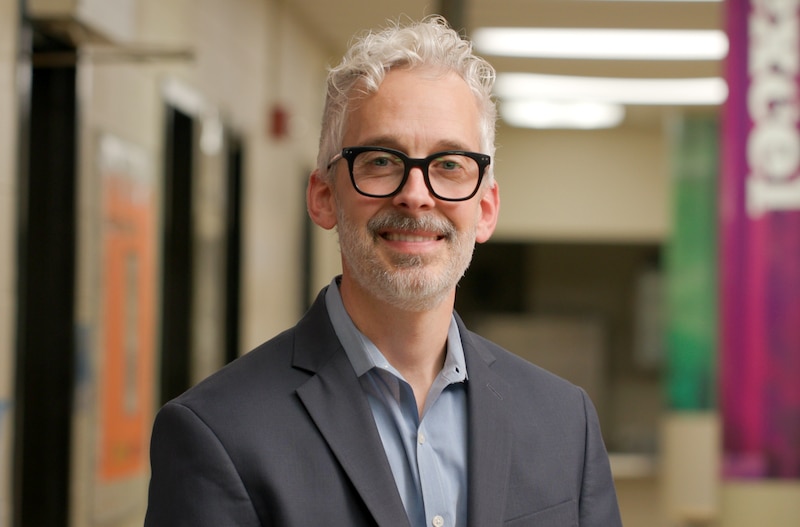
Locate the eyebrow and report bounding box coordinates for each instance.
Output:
[355,135,475,153]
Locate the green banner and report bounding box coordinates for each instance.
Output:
[665,116,718,410]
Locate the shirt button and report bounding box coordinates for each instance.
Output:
[432,515,444,527]
[418,432,426,445]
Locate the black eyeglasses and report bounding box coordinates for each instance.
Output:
[327,146,491,202]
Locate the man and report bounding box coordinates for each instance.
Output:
[145,16,621,527]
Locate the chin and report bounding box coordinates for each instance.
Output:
[373,266,458,312]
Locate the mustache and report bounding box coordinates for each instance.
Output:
[367,212,456,239]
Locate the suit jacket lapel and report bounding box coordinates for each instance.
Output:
[294,291,411,527]
[293,293,513,527]
[461,322,513,527]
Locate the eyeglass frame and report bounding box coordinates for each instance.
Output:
[327,146,492,202]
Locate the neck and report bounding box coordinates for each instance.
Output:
[339,274,454,411]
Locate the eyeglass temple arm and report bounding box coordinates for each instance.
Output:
[326,153,343,170]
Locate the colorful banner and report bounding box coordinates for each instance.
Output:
[721,0,800,479]
[665,116,718,411]
[98,135,157,481]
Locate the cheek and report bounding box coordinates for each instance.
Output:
[335,196,383,231]
[457,204,484,231]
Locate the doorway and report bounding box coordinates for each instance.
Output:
[159,105,195,406]
[13,26,78,527]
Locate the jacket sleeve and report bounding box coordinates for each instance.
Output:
[578,388,623,527]
[144,402,261,527]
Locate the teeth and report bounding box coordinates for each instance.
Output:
[384,233,437,242]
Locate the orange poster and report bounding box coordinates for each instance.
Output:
[98,135,157,481]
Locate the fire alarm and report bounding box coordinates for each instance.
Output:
[270,104,289,139]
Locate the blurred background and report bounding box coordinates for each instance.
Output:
[1,0,799,525]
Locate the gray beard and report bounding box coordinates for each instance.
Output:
[336,209,476,312]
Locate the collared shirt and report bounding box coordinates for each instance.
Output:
[325,278,468,527]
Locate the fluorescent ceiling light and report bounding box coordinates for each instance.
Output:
[472,28,728,60]
[501,100,625,129]
[495,73,728,105]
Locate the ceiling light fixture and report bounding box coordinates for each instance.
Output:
[472,27,728,61]
[495,73,728,105]
[500,100,626,129]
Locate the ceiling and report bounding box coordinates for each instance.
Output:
[285,0,725,128]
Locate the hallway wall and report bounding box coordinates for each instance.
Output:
[0,0,18,524]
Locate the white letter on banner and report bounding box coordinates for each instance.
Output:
[746,0,800,216]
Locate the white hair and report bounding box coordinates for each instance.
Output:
[316,15,497,182]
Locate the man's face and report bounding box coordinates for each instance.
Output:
[326,67,499,311]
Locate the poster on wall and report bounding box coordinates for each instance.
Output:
[95,134,157,514]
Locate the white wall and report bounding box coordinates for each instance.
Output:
[493,122,670,243]
[0,0,17,524]
[66,1,328,525]
[238,0,330,350]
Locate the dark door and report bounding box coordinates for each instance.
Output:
[159,106,194,405]
[224,136,243,365]
[14,26,78,527]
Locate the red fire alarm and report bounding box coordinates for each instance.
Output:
[270,103,289,140]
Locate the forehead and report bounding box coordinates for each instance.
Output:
[343,67,482,151]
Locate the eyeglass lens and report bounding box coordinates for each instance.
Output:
[351,149,482,200]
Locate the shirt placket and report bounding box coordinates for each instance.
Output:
[416,417,451,527]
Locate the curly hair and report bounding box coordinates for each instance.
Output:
[316,15,497,183]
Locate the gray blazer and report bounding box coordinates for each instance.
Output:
[145,287,621,527]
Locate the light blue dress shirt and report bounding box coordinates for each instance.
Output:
[325,278,468,527]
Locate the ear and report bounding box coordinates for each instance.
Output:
[475,181,500,243]
[307,169,338,230]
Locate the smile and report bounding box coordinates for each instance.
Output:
[381,232,444,242]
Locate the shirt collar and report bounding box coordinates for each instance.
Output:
[324,276,468,382]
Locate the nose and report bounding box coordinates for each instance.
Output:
[391,166,436,209]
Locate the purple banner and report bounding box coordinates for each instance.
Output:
[721,0,800,479]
